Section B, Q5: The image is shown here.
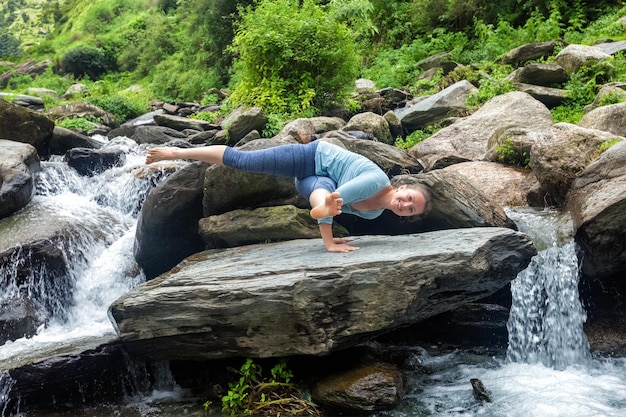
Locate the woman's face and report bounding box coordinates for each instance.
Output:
[389,185,426,217]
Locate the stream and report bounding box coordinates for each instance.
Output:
[1,139,625,416]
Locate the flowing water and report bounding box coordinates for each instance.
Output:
[1,140,626,416]
[373,208,626,417]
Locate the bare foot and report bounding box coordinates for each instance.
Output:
[145,147,178,164]
[311,191,343,219]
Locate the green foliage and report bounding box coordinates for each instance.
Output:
[179,0,254,85]
[395,125,440,149]
[590,138,622,160]
[229,0,360,116]
[189,111,218,123]
[57,116,99,131]
[262,113,288,138]
[494,137,530,168]
[465,65,516,108]
[116,13,177,76]
[0,30,21,58]
[62,46,111,80]
[214,358,317,417]
[150,54,222,102]
[597,90,626,107]
[550,59,617,124]
[88,94,146,123]
[362,28,469,89]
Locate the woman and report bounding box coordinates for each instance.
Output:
[145,141,429,252]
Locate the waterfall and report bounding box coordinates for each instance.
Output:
[0,138,177,414]
[505,208,591,369]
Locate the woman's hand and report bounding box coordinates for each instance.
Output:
[325,241,360,252]
[319,224,359,252]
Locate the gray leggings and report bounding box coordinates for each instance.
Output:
[222,141,336,200]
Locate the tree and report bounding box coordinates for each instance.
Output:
[0,31,21,58]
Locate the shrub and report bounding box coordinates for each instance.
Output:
[208,358,318,417]
[88,94,146,123]
[395,125,440,150]
[229,0,360,116]
[57,117,98,131]
[0,30,21,58]
[494,137,531,168]
[62,46,110,80]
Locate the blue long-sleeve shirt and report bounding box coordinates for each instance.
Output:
[315,141,390,224]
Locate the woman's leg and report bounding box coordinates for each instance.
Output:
[222,142,317,179]
[146,145,227,165]
[295,176,343,219]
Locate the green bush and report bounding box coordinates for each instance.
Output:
[62,46,110,80]
[0,30,21,58]
[57,117,97,131]
[494,137,530,168]
[88,94,146,123]
[229,0,360,116]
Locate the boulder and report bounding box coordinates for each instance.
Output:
[153,113,220,132]
[0,59,51,89]
[109,227,536,361]
[553,44,611,74]
[394,80,477,132]
[64,147,125,177]
[311,362,405,412]
[506,63,568,86]
[50,126,104,155]
[566,140,626,278]
[584,82,626,112]
[500,40,564,67]
[512,83,568,108]
[134,162,208,280]
[0,93,44,110]
[0,99,55,157]
[275,116,345,144]
[198,205,347,248]
[221,106,268,145]
[442,161,540,208]
[530,123,625,207]
[410,91,553,170]
[131,125,188,145]
[578,100,626,137]
[592,40,626,56]
[342,112,393,144]
[46,102,118,128]
[0,140,40,218]
[202,138,308,216]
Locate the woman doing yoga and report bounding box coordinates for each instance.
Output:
[145,141,429,253]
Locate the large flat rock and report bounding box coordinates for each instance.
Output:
[109,228,536,360]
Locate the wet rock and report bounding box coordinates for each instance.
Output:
[312,363,406,412]
[470,378,493,402]
[566,139,626,278]
[0,99,55,157]
[0,140,40,218]
[64,147,126,176]
[110,227,536,361]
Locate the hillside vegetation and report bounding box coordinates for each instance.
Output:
[1,0,626,134]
